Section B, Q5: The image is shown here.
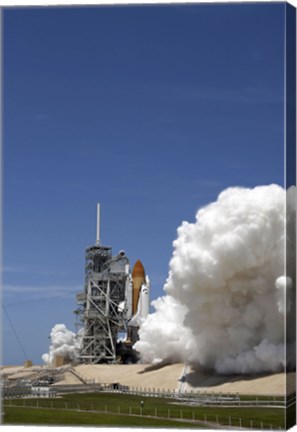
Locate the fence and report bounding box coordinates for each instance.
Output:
[104,386,291,408]
[3,382,293,409]
[53,384,102,393]
[2,385,57,399]
[4,399,285,430]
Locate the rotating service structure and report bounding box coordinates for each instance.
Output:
[76,204,150,364]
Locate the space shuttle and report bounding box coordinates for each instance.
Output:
[125,259,150,342]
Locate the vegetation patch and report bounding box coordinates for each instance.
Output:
[3,392,286,429]
[3,406,204,428]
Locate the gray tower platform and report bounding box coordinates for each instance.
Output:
[76,223,131,363]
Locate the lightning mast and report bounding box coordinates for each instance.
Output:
[96,203,100,245]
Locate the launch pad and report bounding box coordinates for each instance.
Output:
[75,204,150,364]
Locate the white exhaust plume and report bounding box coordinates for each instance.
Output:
[42,324,81,365]
[134,184,295,374]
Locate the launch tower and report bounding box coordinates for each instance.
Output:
[76,205,131,363]
[76,204,150,364]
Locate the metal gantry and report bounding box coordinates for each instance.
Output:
[76,245,131,363]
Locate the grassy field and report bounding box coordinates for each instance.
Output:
[3,406,205,428]
[3,392,287,429]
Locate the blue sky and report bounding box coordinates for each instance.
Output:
[3,3,285,365]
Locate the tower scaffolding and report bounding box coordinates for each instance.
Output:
[75,203,150,364]
[76,242,131,363]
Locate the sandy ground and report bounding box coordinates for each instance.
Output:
[74,362,184,390]
[183,364,295,396]
[1,363,295,396]
[52,371,83,386]
[71,363,295,396]
[1,365,43,381]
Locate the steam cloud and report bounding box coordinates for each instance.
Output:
[134,184,295,374]
[42,324,81,365]
[42,185,295,374]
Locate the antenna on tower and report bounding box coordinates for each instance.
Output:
[96,203,101,245]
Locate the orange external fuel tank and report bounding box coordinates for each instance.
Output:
[131,260,146,314]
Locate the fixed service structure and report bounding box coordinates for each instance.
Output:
[76,204,150,363]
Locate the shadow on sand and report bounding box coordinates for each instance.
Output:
[137,360,172,374]
[184,364,276,389]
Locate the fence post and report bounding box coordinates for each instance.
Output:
[239,418,242,429]
[168,408,170,418]
[204,414,207,422]
[192,411,195,421]
[180,410,183,419]
[37,399,39,408]
[129,406,131,415]
[155,408,157,417]
[261,421,263,430]
[216,415,218,424]
[229,416,231,427]
[250,420,253,429]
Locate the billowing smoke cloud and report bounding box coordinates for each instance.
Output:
[134,184,295,374]
[42,324,81,365]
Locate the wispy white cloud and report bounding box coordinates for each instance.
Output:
[2,265,75,277]
[3,284,46,294]
[2,266,26,273]
[170,83,282,105]
[33,113,48,121]
[2,284,80,305]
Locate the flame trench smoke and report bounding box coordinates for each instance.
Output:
[42,324,81,365]
[135,184,295,374]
